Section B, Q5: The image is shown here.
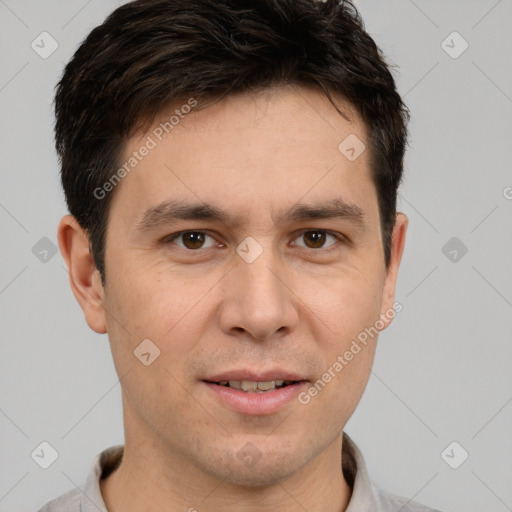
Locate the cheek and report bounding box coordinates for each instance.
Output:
[306,269,383,346]
[298,287,379,430]
[299,269,381,410]
[103,261,220,375]
[104,251,185,331]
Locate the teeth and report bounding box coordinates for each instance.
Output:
[255,381,275,391]
[216,380,295,392]
[241,380,258,391]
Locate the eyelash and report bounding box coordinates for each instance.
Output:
[164,229,346,254]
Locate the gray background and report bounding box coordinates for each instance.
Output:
[1,1,511,511]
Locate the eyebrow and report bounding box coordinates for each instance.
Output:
[135,197,366,233]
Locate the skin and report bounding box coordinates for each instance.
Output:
[58,84,407,512]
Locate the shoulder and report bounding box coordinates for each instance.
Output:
[375,486,443,512]
[34,444,122,512]
[342,433,443,512]
[36,488,81,512]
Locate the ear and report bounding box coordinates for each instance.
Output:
[58,215,107,334]
[378,212,408,330]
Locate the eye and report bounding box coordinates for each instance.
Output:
[164,229,343,253]
[292,230,342,250]
[166,231,219,250]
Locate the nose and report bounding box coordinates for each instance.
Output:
[217,247,299,342]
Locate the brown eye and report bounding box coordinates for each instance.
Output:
[182,232,205,249]
[303,231,327,249]
[293,230,340,250]
[168,231,216,250]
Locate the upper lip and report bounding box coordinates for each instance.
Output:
[204,369,307,382]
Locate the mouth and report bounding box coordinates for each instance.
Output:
[202,373,308,415]
[204,379,300,393]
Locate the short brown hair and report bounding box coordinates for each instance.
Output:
[54,0,409,284]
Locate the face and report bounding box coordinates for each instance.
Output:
[64,85,407,488]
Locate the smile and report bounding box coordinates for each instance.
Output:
[203,379,308,415]
[211,380,297,392]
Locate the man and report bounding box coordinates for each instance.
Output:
[39,0,442,510]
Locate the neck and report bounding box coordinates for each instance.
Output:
[101,435,352,512]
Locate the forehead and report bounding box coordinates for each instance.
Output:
[109,86,378,230]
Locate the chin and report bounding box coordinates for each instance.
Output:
[222,465,295,489]
[201,444,304,489]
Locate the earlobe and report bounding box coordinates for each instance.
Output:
[379,212,408,331]
[57,215,107,334]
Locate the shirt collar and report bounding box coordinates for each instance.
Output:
[80,432,380,512]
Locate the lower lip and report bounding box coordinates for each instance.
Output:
[203,381,307,415]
